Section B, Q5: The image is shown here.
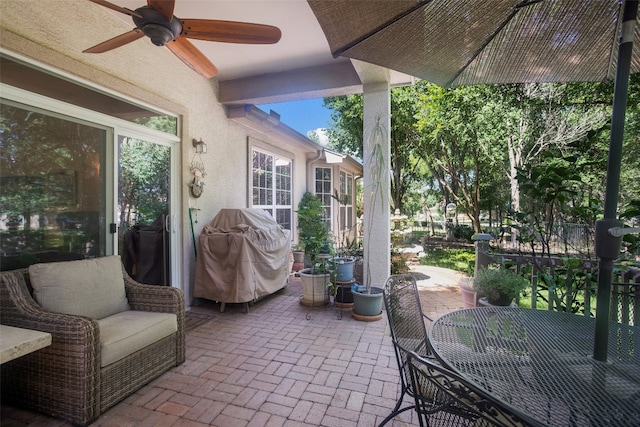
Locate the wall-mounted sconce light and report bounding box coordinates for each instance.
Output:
[192,138,207,154]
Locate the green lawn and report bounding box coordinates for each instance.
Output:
[419,247,475,276]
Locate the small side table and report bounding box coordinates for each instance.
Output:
[1,325,52,364]
[332,278,356,319]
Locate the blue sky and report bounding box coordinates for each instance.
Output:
[258,98,333,138]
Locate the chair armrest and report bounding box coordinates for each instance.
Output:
[122,268,184,314]
[0,269,101,424]
[1,269,100,345]
[122,268,185,364]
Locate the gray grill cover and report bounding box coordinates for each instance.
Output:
[194,209,291,303]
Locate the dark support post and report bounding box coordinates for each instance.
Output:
[593,0,638,362]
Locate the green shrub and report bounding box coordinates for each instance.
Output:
[452,224,474,241]
[297,192,332,271]
[474,267,529,305]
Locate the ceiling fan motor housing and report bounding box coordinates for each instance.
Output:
[133,6,182,46]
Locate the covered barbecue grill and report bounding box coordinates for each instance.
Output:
[194,208,291,311]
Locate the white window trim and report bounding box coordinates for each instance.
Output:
[248,138,293,230]
[315,166,333,229]
[339,170,355,231]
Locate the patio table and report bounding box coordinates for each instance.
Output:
[429,307,640,427]
[1,324,51,364]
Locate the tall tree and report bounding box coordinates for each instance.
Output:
[484,83,610,214]
[324,87,426,213]
[415,83,494,232]
[324,95,363,158]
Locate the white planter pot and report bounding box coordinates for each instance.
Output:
[298,268,329,306]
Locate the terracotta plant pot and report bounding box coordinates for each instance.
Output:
[458,278,478,309]
[292,251,305,272]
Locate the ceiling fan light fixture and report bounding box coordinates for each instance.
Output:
[132,6,182,46]
[143,23,176,46]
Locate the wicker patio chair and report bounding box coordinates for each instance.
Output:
[0,264,185,426]
[407,351,545,427]
[380,273,439,426]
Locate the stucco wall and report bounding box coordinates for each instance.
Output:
[0,0,318,306]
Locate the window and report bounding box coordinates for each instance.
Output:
[0,54,180,287]
[251,148,292,230]
[315,167,332,228]
[339,171,354,231]
[0,102,108,266]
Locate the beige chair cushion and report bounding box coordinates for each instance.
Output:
[29,256,130,320]
[98,310,177,367]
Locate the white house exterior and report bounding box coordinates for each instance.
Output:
[0,2,363,307]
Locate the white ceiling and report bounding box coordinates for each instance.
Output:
[109,0,332,81]
[98,0,415,105]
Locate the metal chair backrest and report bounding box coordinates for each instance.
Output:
[407,351,544,427]
[383,274,432,385]
[380,274,436,426]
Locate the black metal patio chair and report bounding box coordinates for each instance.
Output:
[407,351,545,427]
[380,273,439,426]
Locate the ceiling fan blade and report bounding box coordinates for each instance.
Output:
[83,29,145,53]
[167,37,218,78]
[88,0,143,19]
[148,0,175,23]
[180,19,282,44]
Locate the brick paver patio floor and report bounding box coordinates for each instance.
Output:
[1,266,466,427]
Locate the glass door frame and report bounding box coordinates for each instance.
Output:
[114,125,181,287]
[1,83,182,289]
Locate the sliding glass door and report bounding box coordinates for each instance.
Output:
[0,101,109,268]
[117,135,172,285]
[1,56,181,286]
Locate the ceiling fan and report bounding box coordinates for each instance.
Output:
[84,0,282,78]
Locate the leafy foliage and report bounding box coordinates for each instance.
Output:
[323,77,639,239]
[619,199,640,258]
[512,151,599,257]
[118,137,170,229]
[473,267,529,305]
[324,87,426,214]
[415,82,496,232]
[296,192,332,271]
[537,257,596,314]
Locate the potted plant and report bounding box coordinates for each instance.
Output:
[297,192,333,306]
[291,244,305,273]
[330,189,356,282]
[351,116,386,321]
[327,280,339,305]
[332,193,363,303]
[473,267,529,306]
